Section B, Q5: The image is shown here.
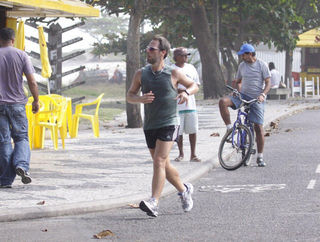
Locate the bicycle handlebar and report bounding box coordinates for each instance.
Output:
[225,85,259,105]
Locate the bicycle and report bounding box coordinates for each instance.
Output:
[218,85,258,170]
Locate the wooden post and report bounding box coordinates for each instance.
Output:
[48,23,62,94]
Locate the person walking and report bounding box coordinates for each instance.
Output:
[269,62,281,89]
[0,28,39,188]
[172,47,201,162]
[219,43,271,167]
[127,35,199,217]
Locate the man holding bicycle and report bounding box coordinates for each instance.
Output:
[219,43,271,167]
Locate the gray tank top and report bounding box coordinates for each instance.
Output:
[141,64,178,130]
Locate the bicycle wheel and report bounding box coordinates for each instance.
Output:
[218,124,253,170]
[244,124,255,166]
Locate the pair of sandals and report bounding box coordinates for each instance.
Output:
[174,156,201,162]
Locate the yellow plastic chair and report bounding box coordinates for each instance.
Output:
[26,97,45,150]
[33,96,68,150]
[71,93,104,138]
[46,94,68,138]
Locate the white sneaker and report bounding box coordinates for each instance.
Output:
[179,183,194,212]
[139,198,159,217]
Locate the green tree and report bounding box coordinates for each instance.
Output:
[84,0,150,128]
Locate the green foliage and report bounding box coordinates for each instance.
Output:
[85,0,320,67]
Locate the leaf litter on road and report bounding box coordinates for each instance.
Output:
[93,229,114,239]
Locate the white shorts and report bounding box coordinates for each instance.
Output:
[178,111,198,135]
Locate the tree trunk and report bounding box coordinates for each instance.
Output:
[285,48,293,88]
[221,48,233,86]
[212,0,219,55]
[189,4,225,99]
[125,0,144,128]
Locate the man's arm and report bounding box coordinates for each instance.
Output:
[257,77,271,103]
[234,78,242,91]
[172,69,199,104]
[126,69,155,104]
[25,73,39,113]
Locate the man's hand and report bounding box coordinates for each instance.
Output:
[175,91,189,104]
[257,93,266,103]
[32,100,40,114]
[141,91,155,104]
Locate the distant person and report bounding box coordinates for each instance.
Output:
[269,62,281,89]
[110,65,123,84]
[0,28,39,188]
[219,43,271,167]
[127,35,199,217]
[172,47,201,163]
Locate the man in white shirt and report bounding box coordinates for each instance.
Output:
[269,62,281,89]
[172,47,201,162]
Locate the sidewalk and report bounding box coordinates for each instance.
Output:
[0,98,319,222]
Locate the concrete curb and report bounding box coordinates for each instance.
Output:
[0,101,318,222]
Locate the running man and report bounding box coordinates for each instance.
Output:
[127,35,199,217]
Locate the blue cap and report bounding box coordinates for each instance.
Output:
[237,43,255,55]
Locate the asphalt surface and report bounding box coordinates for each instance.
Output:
[0,98,319,222]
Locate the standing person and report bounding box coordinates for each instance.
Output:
[172,47,201,162]
[269,62,281,89]
[127,35,199,217]
[0,28,39,188]
[219,43,271,167]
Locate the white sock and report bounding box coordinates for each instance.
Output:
[150,197,158,204]
[257,153,263,158]
[226,124,232,130]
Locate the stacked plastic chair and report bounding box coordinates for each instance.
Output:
[32,95,68,150]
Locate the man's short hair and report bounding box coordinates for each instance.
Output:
[0,28,15,42]
[269,62,275,70]
[173,47,190,61]
[152,35,171,59]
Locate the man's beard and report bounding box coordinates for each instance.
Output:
[147,56,156,64]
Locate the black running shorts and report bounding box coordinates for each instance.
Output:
[144,125,180,149]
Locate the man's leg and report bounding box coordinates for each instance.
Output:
[189,133,197,159]
[254,124,264,154]
[254,123,266,167]
[176,135,184,160]
[0,106,15,186]
[175,113,184,161]
[151,140,177,200]
[9,104,32,184]
[250,101,265,167]
[165,150,194,212]
[140,140,178,217]
[165,156,186,193]
[219,97,234,126]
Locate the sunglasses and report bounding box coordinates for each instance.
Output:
[243,52,251,55]
[146,46,159,52]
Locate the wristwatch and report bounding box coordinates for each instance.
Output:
[184,90,190,96]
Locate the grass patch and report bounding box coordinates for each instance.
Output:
[63,82,126,99]
[79,107,124,124]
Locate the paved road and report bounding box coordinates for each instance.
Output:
[1,108,319,241]
[0,99,319,223]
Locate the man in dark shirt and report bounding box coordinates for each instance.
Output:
[0,28,39,188]
[127,35,198,217]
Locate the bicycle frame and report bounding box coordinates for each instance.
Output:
[218,85,259,170]
[227,86,256,149]
[231,107,253,149]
